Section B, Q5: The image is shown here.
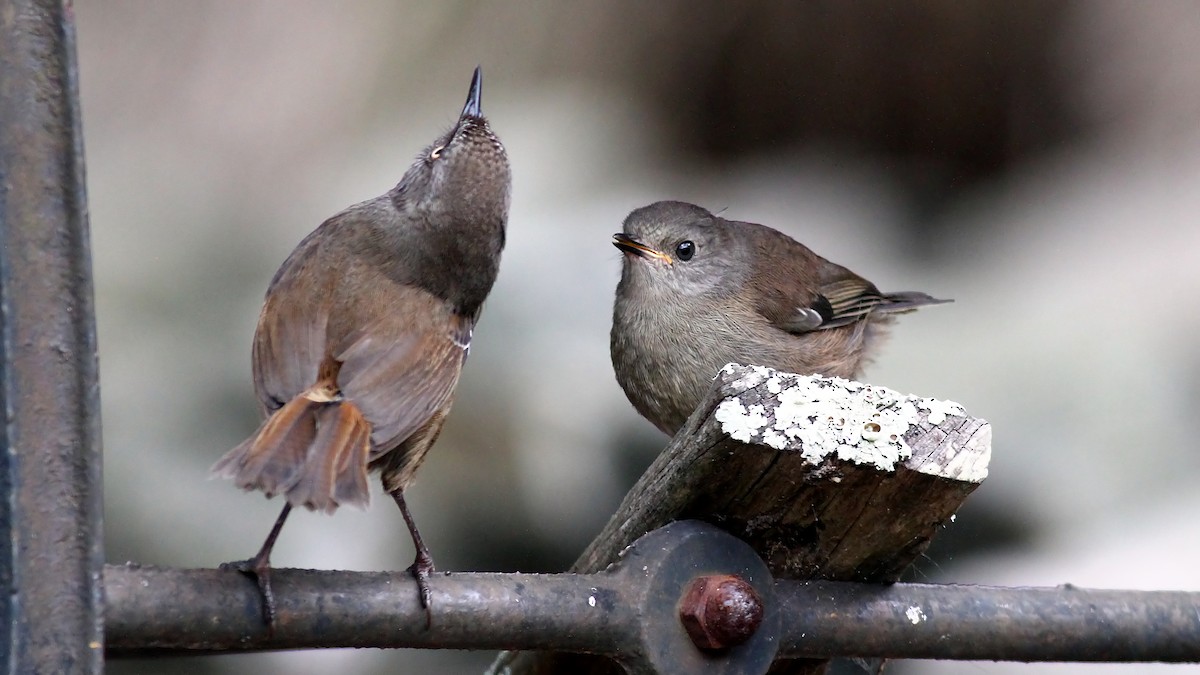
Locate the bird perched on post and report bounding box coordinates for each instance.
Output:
[212,67,510,627]
[610,200,949,436]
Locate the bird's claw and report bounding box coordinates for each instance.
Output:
[221,556,277,632]
[407,549,435,629]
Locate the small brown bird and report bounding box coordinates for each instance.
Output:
[611,200,949,436]
[212,67,510,627]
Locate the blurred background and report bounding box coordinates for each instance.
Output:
[76,2,1200,674]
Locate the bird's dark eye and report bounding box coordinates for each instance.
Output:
[429,145,445,160]
[675,240,696,261]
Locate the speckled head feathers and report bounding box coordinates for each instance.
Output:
[391,67,511,228]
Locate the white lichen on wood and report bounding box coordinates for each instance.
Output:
[715,364,969,473]
[713,399,771,443]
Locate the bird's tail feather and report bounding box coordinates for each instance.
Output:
[212,393,372,513]
[876,291,952,314]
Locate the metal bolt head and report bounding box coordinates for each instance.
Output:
[678,574,764,651]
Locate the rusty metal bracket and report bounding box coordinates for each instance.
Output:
[0,0,104,673]
[604,520,780,674]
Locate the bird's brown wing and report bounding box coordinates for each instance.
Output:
[810,276,889,329]
[250,232,470,458]
[251,234,334,414]
[331,285,471,459]
[760,277,877,334]
[743,226,878,335]
[763,269,948,334]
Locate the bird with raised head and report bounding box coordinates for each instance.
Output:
[212,67,510,628]
[611,200,949,436]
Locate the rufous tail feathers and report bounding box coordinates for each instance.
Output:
[212,389,372,513]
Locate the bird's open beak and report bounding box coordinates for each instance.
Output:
[612,233,672,265]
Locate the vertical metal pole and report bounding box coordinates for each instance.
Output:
[0,0,104,673]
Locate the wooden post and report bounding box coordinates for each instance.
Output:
[493,364,990,674]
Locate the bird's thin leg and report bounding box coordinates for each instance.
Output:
[390,489,434,628]
[221,502,293,630]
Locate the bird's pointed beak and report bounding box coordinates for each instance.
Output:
[461,66,483,119]
[613,233,672,265]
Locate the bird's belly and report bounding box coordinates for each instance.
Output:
[613,311,756,435]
